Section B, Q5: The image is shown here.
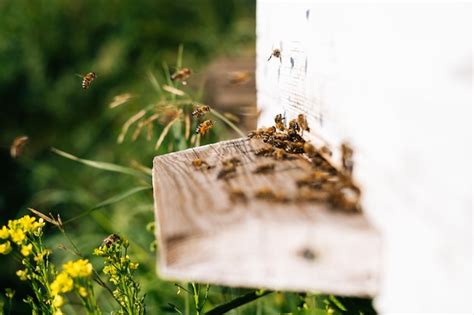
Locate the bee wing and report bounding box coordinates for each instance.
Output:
[75,73,83,78]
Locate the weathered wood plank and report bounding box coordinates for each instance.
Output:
[153,138,380,296]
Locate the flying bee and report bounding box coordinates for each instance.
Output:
[10,135,29,158]
[77,72,97,90]
[297,114,310,132]
[195,120,214,136]
[228,71,252,85]
[192,105,210,118]
[102,233,121,247]
[267,48,282,63]
[171,68,191,84]
[274,113,286,131]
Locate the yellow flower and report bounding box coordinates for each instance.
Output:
[78,286,88,297]
[21,243,33,256]
[16,269,28,281]
[93,247,105,256]
[0,226,9,239]
[53,309,64,315]
[63,259,93,278]
[53,294,64,307]
[51,272,73,295]
[34,249,51,262]
[9,228,25,245]
[103,265,116,275]
[0,241,12,255]
[129,262,139,270]
[18,215,36,231]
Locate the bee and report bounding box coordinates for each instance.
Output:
[78,72,97,90]
[192,158,212,170]
[253,163,275,174]
[192,105,210,118]
[228,71,252,85]
[171,68,191,84]
[297,114,310,132]
[319,145,332,157]
[341,142,354,175]
[228,188,247,204]
[10,135,29,158]
[254,146,274,157]
[267,48,282,63]
[274,113,286,131]
[254,187,276,200]
[217,157,241,180]
[102,233,121,247]
[303,142,316,155]
[288,119,300,133]
[195,120,214,136]
[272,148,289,160]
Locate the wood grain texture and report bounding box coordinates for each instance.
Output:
[153,138,380,296]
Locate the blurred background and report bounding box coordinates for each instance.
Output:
[0,1,376,314]
[0,0,258,313]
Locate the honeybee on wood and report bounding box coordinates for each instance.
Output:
[217,157,241,180]
[78,72,97,90]
[288,118,300,133]
[267,48,282,63]
[171,68,191,84]
[196,120,214,135]
[10,135,29,158]
[253,163,275,174]
[319,145,332,157]
[254,146,274,156]
[228,188,247,203]
[297,114,310,132]
[192,105,210,118]
[272,148,288,160]
[102,233,121,247]
[274,114,286,131]
[192,158,212,170]
[341,142,354,175]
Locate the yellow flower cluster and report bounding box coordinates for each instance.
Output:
[0,215,45,256]
[50,258,93,308]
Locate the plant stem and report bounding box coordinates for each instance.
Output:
[204,290,273,315]
[210,109,246,138]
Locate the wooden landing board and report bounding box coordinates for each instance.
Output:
[152,138,380,297]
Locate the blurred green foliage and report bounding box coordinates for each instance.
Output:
[0,1,376,314]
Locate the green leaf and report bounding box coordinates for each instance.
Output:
[64,186,151,224]
[51,148,150,180]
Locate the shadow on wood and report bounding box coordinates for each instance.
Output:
[153,138,380,297]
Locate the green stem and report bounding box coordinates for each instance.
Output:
[210,109,246,138]
[204,290,273,315]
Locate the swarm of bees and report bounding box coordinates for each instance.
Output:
[79,72,96,90]
[10,135,29,158]
[246,113,361,213]
[268,48,282,63]
[196,120,214,136]
[171,68,191,85]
